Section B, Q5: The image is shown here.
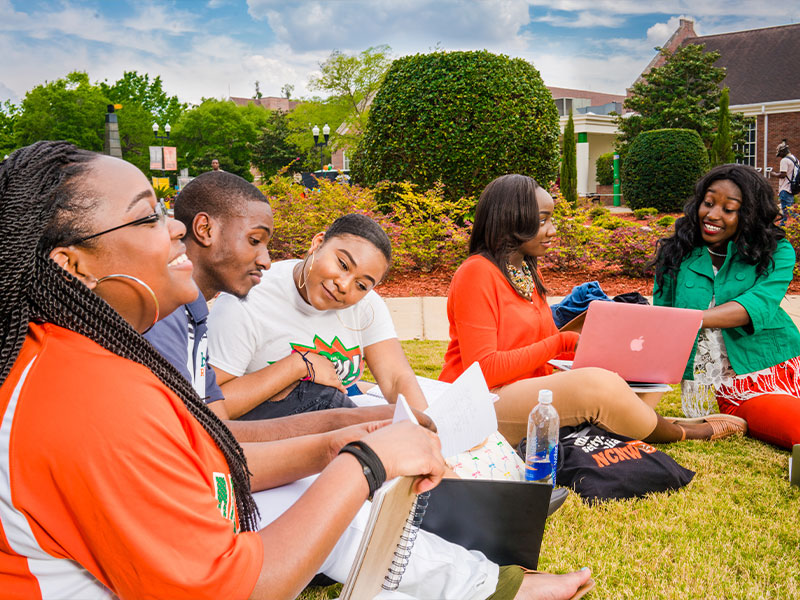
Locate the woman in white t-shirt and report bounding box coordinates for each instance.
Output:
[208,214,429,419]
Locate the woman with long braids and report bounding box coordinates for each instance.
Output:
[653,164,800,449]
[0,143,594,600]
[439,174,746,447]
[0,142,445,599]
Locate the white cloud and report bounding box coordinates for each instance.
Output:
[533,11,623,28]
[247,0,532,52]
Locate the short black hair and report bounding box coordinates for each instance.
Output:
[174,171,268,234]
[323,213,392,265]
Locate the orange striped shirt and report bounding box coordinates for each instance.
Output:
[0,324,262,599]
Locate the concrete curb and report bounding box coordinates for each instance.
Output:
[385,295,800,342]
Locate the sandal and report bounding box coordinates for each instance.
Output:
[521,569,596,599]
[669,414,747,441]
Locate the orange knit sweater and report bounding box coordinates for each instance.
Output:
[439,255,579,388]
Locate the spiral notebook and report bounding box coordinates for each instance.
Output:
[339,475,428,599]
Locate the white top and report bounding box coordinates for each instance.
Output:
[779,154,797,194]
[207,259,397,387]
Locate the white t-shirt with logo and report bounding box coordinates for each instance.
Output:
[207,259,397,387]
[779,154,797,194]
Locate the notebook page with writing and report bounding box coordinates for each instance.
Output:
[423,362,498,458]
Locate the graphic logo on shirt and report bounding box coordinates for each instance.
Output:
[214,472,238,533]
[290,336,363,386]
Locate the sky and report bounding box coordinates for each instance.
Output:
[1,0,799,107]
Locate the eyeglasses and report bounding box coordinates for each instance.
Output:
[73,200,169,245]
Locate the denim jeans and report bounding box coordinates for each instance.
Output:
[237,380,356,420]
[779,190,795,225]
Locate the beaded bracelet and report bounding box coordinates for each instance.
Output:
[338,440,387,500]
[292,349,316,382]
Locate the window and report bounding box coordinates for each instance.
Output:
[342,151,350,171]
[735,121,757,167]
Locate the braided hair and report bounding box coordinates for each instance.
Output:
[0,141,259,531]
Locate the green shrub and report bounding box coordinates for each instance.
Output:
[541,196,608,270]
[380,181,472,272]
[595,151,614,186]
[621,128,709,212]
[782,219,800,277]
[352,50,560,201]
[588,205,609,220]
[261,175,470,274]
[602,225,670,278]
[261,175,390,261]
[655,215,677,227]
[592,214,628,230]
[634,207,658,220]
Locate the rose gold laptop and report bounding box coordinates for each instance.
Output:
[570,301,703,384]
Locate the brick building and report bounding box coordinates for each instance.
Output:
[641,18,800,193]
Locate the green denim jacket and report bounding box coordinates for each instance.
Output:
[653,238,800,380]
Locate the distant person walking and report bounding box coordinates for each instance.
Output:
[776,140,798,226]
[210,158,223,172]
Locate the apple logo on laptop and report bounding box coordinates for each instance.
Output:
[630,336,645,352]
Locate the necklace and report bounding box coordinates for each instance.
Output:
[707,247,727,258]
[506,261,533,300]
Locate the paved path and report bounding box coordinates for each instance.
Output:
[385,295,800,341]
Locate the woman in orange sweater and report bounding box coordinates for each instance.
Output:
[440,174,745,446]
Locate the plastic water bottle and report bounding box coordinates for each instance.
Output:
[525,389,559,486]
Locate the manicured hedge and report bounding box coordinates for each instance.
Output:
[351,50,560,201]
[621,128,708,212]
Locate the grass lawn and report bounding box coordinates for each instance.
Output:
[301,341,800,600]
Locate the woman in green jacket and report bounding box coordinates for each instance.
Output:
[653,164,800,448]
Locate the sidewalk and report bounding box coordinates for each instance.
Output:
[385,295,800,341]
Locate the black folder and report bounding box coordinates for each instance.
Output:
[420,479,553,569]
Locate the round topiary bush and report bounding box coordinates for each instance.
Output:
[595,151,614,186]
[351,50,560,201]
[621,128,709,212]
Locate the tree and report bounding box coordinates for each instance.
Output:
[286,96,351,171]
[309,45,392,120]
[281,83,294,100]
[0,100,18,157]
[309,45,393,151]
[14,72,108,151]
[99,71,186,129]
[709,87,735,167]
[100,71,187,174]
[254,81,263,99]
[171,99,261,180]
[250,110,302,178]
[352,50,560,201]
[560,111,577,204]
[618,44,728,156]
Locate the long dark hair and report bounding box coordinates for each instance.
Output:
[469,174,546,298]
[653,163,784,293]
[0,142,258,531]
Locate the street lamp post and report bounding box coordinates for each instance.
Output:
[312,123,330,171]
[152,123,171,184]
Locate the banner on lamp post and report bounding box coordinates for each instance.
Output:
[149,146,164,170]
[163,146,177,171]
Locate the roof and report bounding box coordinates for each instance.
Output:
[681,22,800,105]
[547,86,625,106]
[228,96,300,111]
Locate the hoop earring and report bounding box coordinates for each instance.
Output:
[297,252,315,290]
[96,273,160,333]
[336,302,375,332]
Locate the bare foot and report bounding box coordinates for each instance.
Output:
[514,568,593,599]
